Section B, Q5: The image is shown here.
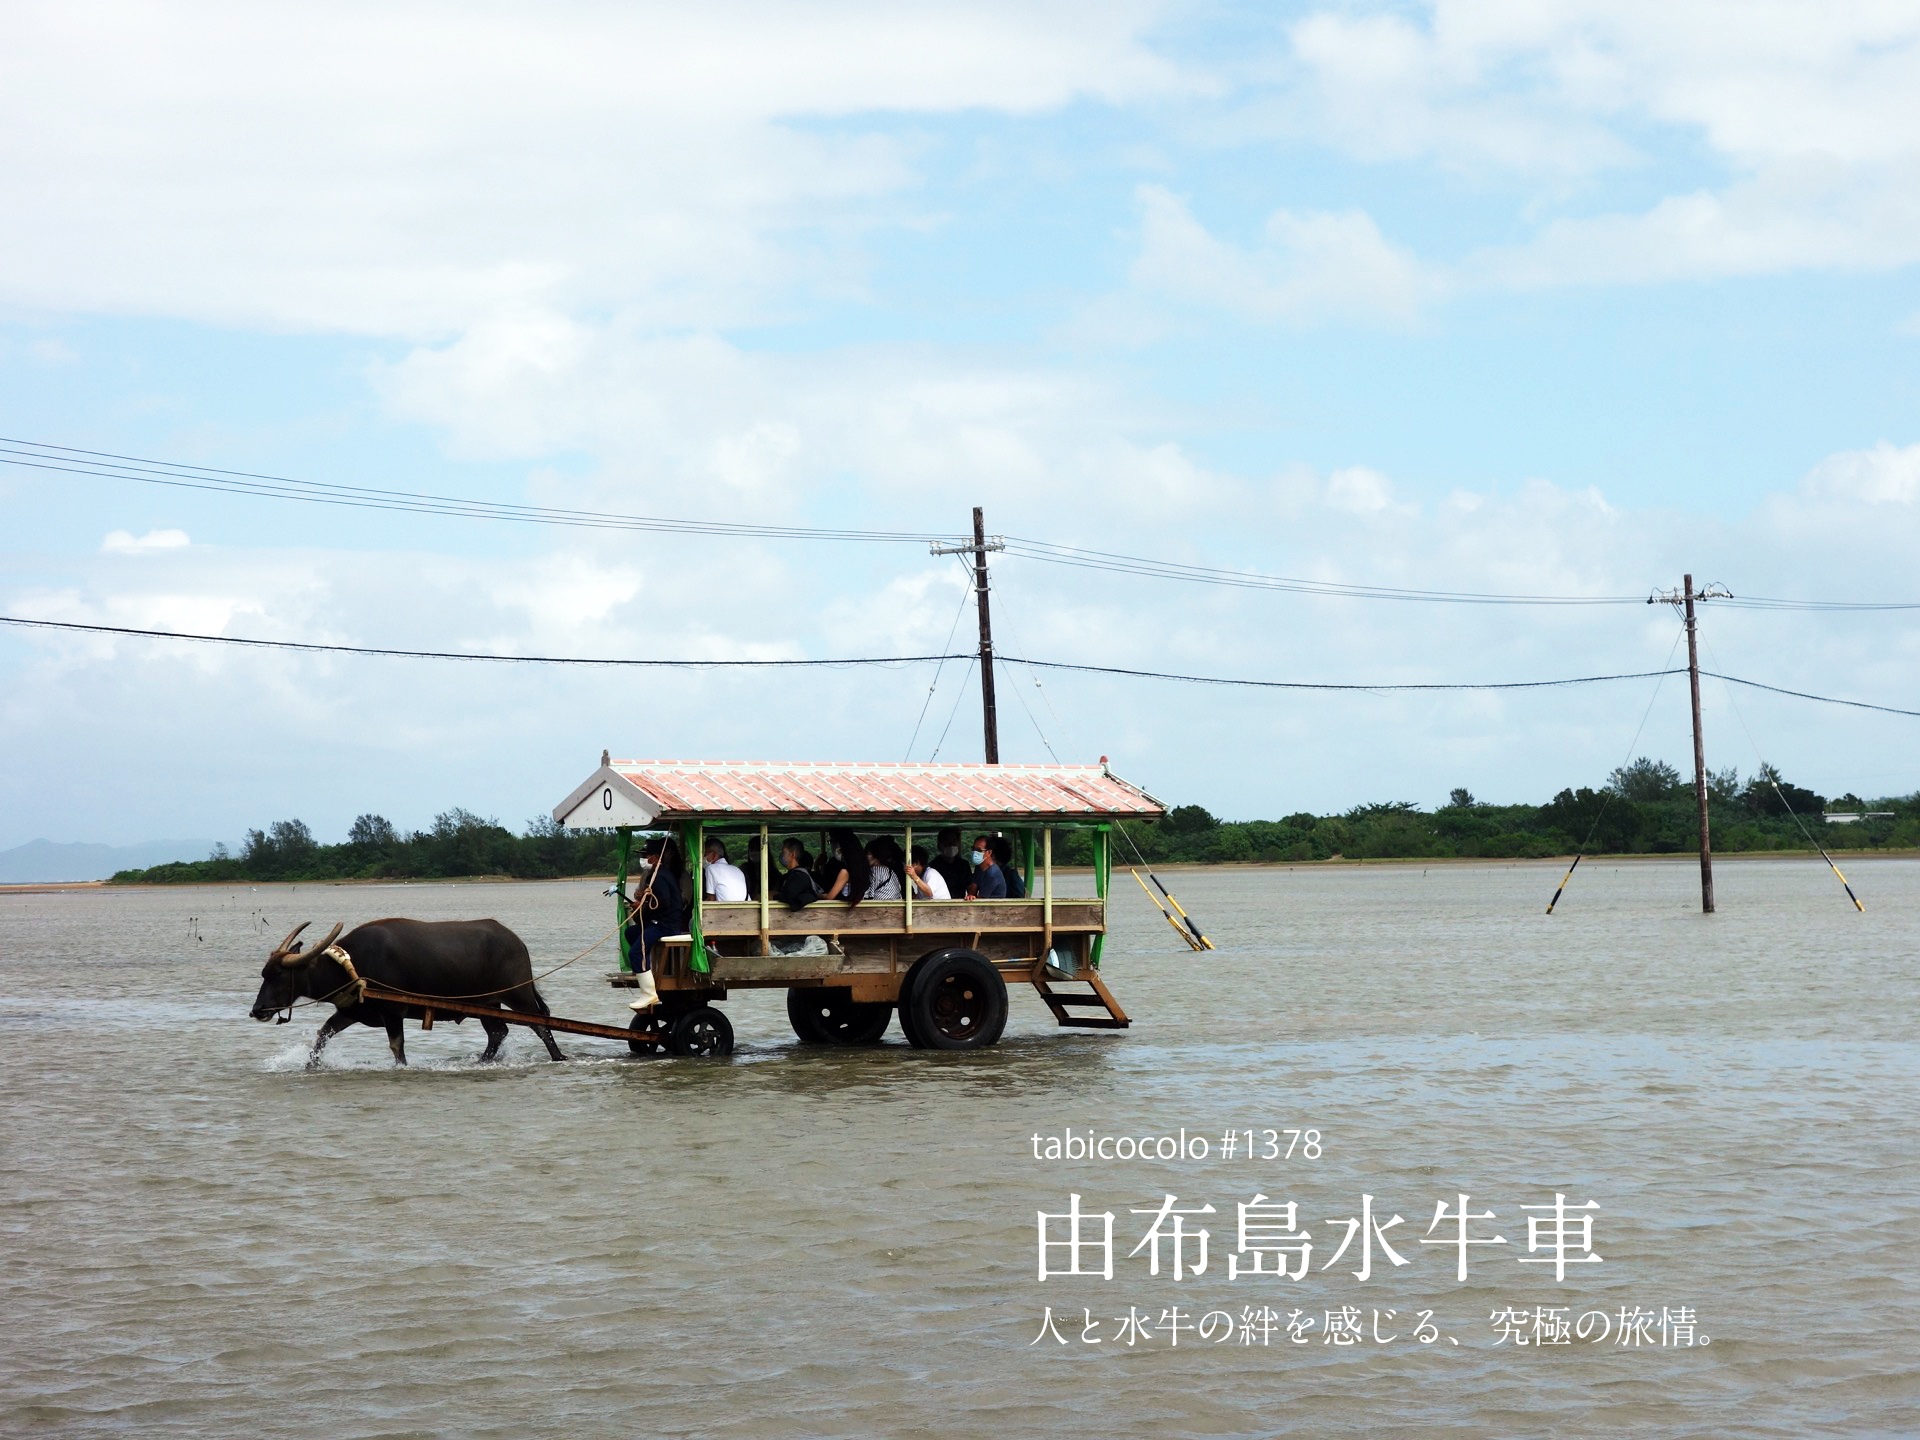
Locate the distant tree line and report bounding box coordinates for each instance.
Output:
[1056,761,1918,866]
[114,810,625,884]
[110,760,1920,884]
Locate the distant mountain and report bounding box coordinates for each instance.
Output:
[0,838,221,884]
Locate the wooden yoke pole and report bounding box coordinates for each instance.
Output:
[1683,574,1716,915]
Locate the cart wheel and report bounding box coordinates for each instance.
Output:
[667,1004,734,1057]
[903,950,1007,1051]
[627,1011,667,1056]
[896,955,935,1048]
[787,987,892,1046]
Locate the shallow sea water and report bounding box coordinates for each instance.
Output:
[2,859,1916,1438]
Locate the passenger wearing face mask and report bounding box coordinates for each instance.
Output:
[968,833,1007,900]
[619,834,684,1012]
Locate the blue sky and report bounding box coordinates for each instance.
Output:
[4,0,1920,848]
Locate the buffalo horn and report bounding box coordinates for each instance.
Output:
[311,922,344,955]
[273,920,310,958]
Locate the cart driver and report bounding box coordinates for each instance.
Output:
[620,834,683,1013]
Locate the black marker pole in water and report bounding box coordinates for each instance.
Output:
[1545,854,1582,915]
[1150,871,1212,950]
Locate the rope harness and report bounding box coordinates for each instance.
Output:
[319,944,366,1007]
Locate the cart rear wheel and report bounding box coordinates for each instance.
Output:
[667,1004,734,1057]
[903,950,1007,1051]
[896,954,935,1048]
[627,1011,667,1056]
[786,987,893,1046]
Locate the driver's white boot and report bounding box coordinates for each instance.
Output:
[627,966,659,1012]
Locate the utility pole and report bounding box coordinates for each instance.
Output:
[1651,575,1731,913]
[930,507,1006,763]
[1683,574,1714,914]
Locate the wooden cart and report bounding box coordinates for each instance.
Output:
[551,758,1167,1055]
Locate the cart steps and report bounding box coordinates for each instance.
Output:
[1024,964,1131,1031]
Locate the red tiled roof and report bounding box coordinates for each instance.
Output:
[602,760,1163,822]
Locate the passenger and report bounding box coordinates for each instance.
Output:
[774,837,820,909]
[703,838,748,902]
[969,833,1007,899]
[743,835,766,901]
[991,835,1026,899]
[865,837,904,900]
[767,837,830,956]
[810,841,841,896]
[908,844,950,899]
[621,834,683,1012]
[822,828,869,905]
[659,837,694,931]
[930,826,972,900]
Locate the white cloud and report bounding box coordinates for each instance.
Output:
[1324,466,1412,517]
[1123,185,1437,327]
[376,319,1234,523]
[0,1,1200,338]
[1799,441,1920,505]
[1283,1,1920,287]
[101,528,191,554]
[1283,9,1633,179]
[1288,1,1920,179]
[1475,157,1920,288]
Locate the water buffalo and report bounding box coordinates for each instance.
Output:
[249,918,565,1066]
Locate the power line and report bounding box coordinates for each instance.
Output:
[1000,537,1645,606]
[0,614,1705,693]
[928,657,977,762]
[1010,656,1690,692]
[13,434,1919,611]
[1703,672,1920,719]
[0,438,956,546]
[7,614,1917,715]
[0,616,967,669]
[1698,633,1867,911]
[1016,653,1920,714]
[1000,538,1920,611]
[1712,597,1920,612]
[903,566,976,759]
[1545,623,1691,915]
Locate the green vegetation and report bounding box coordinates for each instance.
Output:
[109,760,1920,884]
[1063,762,1917,866]
[112,811,624,884]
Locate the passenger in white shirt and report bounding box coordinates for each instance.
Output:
[908,844,951,899]
[702,839,749,902]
